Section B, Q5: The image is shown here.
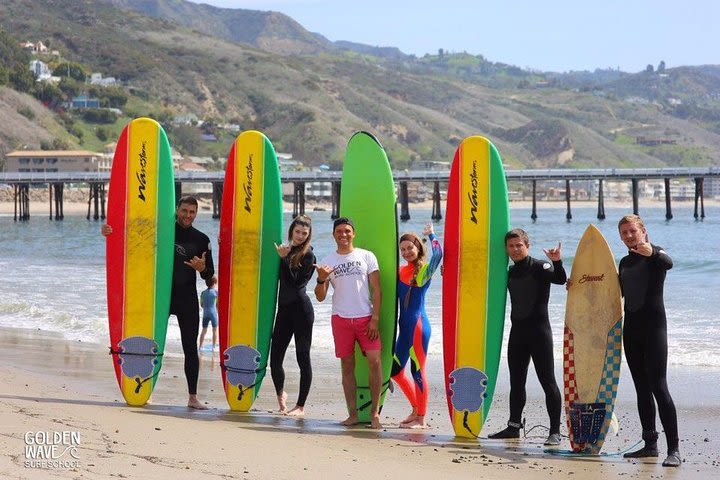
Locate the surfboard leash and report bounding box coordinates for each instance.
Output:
[220,362,268,401]
[543,439,642,457]
[108,347,165,394]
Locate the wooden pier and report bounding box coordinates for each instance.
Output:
[2,167,718,222]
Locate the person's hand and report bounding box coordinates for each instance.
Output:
[315,264,333,282]
[184,251,207,272]
[543,242,562,262]
[631,241,653,257]
[423,223,434,237]
[274,242,291,258]
[101,224,112,237]
[366,315,380,341]
[566,278,573,291]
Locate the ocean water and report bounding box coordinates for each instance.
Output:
[1,204,718,368]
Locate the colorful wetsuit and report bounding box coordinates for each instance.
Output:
[506,256,565,435]
[390,233,442,416]
[270,246,316,407]
[170,222,214,395]
[619,245,679,452]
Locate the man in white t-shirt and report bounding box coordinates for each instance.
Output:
[315,217,383,429]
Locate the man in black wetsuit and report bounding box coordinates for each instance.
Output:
[102,195,214,409]
[488,229,566,446]
[618,214,680,467]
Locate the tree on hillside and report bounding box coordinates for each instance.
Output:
[658,60,666,73]
[52,61,88,82]
[646,64,654,73]
[171,124,203,155]
[0,28,34,92]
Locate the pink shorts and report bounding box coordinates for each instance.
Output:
[331,315,381,358]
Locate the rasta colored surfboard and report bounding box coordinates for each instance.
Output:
[219,130,282,411]
[106,117,175,406]
[564,224,622,453]
[340,131,398,423]
[442,136,509,438]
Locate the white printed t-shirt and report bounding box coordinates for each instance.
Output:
[319,248,379,318]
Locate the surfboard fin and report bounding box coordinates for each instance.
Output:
[609,412,619,436]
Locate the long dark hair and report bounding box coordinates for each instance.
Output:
[288,215,312,269]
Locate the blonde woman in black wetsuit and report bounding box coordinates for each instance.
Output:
[270,215,316,416]
[618,214,681,468]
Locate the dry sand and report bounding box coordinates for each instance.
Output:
[2,327,718,480]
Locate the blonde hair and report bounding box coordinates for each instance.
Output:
[618,214,645,231]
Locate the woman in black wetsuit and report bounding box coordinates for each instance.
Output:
[270,215,316,416]
[618,214,681,468]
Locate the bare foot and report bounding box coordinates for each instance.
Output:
[277,392,288,413]
[188,395,209,410]
[400,410,418,424]
[369,415,382,430]
[399,417,427,429]
[340,414,359,426]
[286,405,305,417]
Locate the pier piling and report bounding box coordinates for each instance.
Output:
[694,177,705,220]
[631,179,639,215]
[431,181,442,221]
[565,180,572,221]
[664,178,673,220]
[399,181,410,222]
[597,179,606,220]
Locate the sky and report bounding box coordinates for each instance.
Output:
[188,0,718,73]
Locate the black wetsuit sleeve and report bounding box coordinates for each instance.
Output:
[536,259,567,284]
[200,234,214,281]
[652,245,673,271]
[550,260,567,285]
[282,250,316,288]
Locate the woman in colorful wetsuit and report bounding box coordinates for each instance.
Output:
[617,214,680,468]
[270,215,316,416]
[391,223,442,429]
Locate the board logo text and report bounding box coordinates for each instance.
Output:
[468,160,478,224]
[243,154,254,213]
[136,141,148,202]
[579,273,605,283]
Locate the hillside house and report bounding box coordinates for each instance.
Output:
[67,95,100,109]
[89,73,118,87]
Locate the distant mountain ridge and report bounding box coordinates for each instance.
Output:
[2,0,719,170]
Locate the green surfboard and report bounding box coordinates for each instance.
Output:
[340,131,398,422]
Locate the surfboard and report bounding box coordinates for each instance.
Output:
[442,135,509,438]
[106,117,175,406]
[218,130,282,411]
[564,224,623,453]
[339,131,398,423]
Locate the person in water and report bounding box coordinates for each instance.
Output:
[198,275,218,352]
[102,195,214,410]
[270,214,316,416]
[488,229,565,446]
[617,214,681,467]
[391,223,442,429]
[314,217,383,429]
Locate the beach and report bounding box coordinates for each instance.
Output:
[2,202,719,479]
[2,326,718,480]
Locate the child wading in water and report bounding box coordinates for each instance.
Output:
[199,275,218,352]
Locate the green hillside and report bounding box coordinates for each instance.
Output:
[1,0,719,170]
